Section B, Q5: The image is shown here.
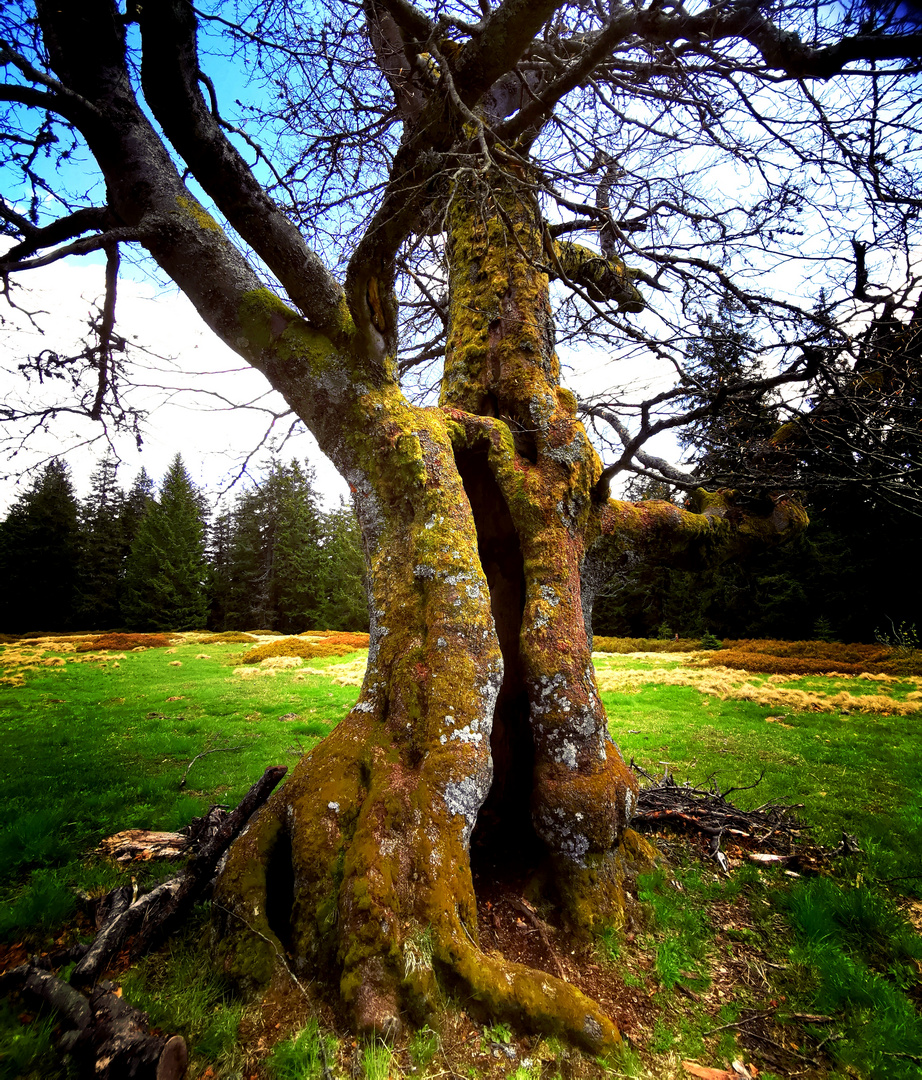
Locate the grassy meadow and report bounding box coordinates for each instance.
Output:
[1,632,921,1080]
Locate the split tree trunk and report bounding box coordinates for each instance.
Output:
[23,2,807,1056]
[212,174,805,1050]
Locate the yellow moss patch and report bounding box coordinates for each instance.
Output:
[307,658,368,686]
[230,636,366,666]
[194,632,259,644]
[176,194,221,231]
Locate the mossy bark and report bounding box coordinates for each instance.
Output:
[212,175,804,1052]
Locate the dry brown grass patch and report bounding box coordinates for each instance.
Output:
[595,664,922,716]
[230,636,369,666]
[77,632,173,652]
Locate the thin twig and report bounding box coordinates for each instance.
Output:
[179,745,244,789]
[212,901,313,1001]
[701,1010,773,1036]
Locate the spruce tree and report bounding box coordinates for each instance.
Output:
[75,452,126,628]
[120,468,155,545]
[206,508,236,631]
[121,456,209,631]
[678,293,780,488]
[266,460,325,633]
[216,459,326,632]
[318,501,369,632]
[0,460,81,632]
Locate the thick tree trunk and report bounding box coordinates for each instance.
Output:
[212,175,805,1049]
[19,0,806,1056]
[212,178,650,1053]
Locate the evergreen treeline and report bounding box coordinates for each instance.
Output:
[0,420,914,643]
[593,293,920,644]
[0,454,368,635]
[591,506,916,644]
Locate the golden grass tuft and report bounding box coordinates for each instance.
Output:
[196,631,259,644]
[298,630,370,648]
[595,663,922,716]
[700,638,922,676]
[229,636,368,666]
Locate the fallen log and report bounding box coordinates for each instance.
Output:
[72,765,286,987]
[81,980,188,1080]
[97,805,229,864]
[98,830,191,863]
[0,966,187,1079]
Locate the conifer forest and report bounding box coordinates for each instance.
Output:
[0,455,369,635]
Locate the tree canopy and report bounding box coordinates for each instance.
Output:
[0,0,920,501]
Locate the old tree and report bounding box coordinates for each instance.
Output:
[2,0,921,1052]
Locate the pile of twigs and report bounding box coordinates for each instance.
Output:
[631,762,830,869]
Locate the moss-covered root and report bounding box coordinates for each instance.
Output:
[445,935,622,1055]
[210,800,288,991]
[549,828,661,937]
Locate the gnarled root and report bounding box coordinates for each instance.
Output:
[211,717,652,1055]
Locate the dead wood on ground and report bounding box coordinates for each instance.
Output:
[0,767,286,1079]
[631,763,842,872]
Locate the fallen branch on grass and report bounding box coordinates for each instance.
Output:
[631,763,822,867]
[72,765,286,987]
[96,804,229,863]
[0,966,187,1079]
[2,767,287,1079]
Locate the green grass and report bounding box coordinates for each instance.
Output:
[0,640,363,939]
[266,1019,339,1079]
[596,655,922,891]
[118,912,248,1072]
[2,638,921,1079]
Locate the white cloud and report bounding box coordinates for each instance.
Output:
[0,256,349,511]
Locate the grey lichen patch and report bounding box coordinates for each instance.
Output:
[583,1016,604,1043]
[534,806,590,865]
[444,774,489,848]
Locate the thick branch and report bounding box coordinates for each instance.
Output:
[454,0,561,107]
[550,239,644,313]
[590,488,808,580]
[72,765,287,987]
[0,206,110,263]
[137,0,345,337]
